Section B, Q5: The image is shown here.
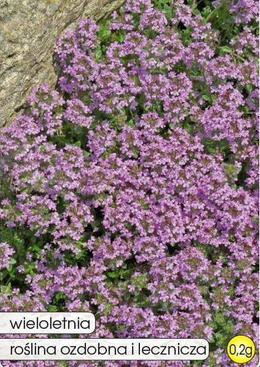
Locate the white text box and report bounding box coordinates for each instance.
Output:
[0,313,95,334]
[0,338,209,360]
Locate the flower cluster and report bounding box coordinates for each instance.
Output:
[0,242,15,270]
[0,0,258,366]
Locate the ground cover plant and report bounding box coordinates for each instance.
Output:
[0,0,258,365]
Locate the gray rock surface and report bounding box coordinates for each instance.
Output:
[0,0,124,127]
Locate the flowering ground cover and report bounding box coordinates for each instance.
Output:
[0,0,258,366]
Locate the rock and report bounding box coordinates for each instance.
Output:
[0,0,124,127]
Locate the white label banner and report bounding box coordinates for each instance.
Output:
[0,313,95,334]
[0,338,209,360]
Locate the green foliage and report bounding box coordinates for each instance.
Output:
[210,311,235,348]
[153,0,173,19]
[106,264,132,282]
[47,291,69,312]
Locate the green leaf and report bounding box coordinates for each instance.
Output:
[8,258,16,265]
[48,305,58,312]
[219,46,232,54]
[95,47,103,60]
[202,95,211,102]
[107,271,117,278]
[192,9,201,16]
[114,32,125,42]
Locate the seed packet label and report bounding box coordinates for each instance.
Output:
[0,338,209,360]
[0,312,95,334]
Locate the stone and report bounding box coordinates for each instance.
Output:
[0,0,124,127]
